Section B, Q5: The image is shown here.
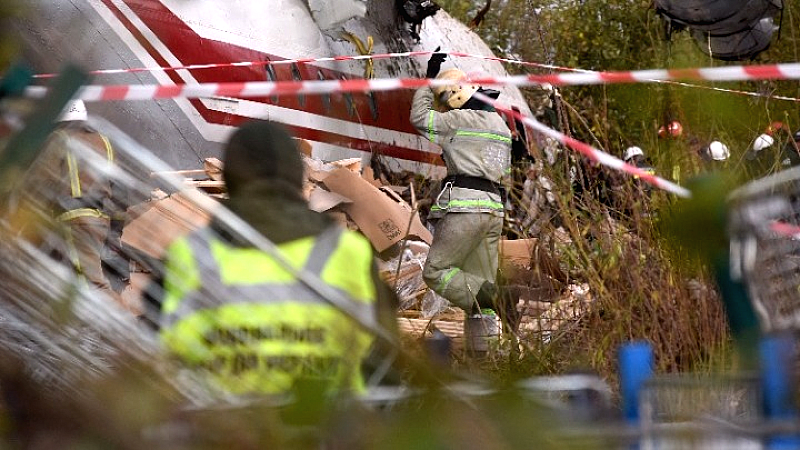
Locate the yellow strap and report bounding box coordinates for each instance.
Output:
[340,32,374,79]
[64,132,114,198]
[100,134,114,163]
[63,227,82,272]
[66,151,82,198]
[57,208,109,222]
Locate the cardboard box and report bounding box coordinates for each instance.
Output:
[328,157,362,173]
[122,191,214,258]
[500,237,568,287]
[321,167,432,252]
[203,157,224,181]
[307,186,352,213]
[499,238,537,271]
[296,138,313,157]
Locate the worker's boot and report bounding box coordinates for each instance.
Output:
[464,309,499,359]
[477,280,520,335]
[475,281,497,309]
[465,281,501,359]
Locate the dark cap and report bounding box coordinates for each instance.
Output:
[223,120,304,195]
[794,129,800,141]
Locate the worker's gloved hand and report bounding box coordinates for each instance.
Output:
[426,46,447,78]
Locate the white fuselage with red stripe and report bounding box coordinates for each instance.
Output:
[20,0,531,174]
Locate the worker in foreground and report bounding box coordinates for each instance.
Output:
[410,52,513,353]
[38,100,131,311]
[158,120,397,398]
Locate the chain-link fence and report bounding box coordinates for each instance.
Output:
[729,166,800,332]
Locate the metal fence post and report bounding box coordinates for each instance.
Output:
[760,332,800,449]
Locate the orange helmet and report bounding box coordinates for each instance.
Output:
[658,120,683,139]
[767,121,785,134]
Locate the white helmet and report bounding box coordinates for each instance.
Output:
[708,141,730,161]
[59,100,87,122]
[623,146,644,162]
[432,69,479,109]
[752,133,774,152]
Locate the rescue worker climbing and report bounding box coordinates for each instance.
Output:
[409,51,514,342]
[39,100,130,310]
[157,120,397,397]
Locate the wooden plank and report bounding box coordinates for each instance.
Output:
[398,317,464,340]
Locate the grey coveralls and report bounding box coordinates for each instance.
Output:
[409,87,512,311]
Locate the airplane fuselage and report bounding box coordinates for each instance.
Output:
[16,0,532,175]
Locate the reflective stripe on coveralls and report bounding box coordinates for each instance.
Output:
[454,130,512,143]
[430,196,504,213]
[160,225,378,395]
[426,129,508,213]
[425,112,512,146]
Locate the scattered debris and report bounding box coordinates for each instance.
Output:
[520,283,594,340]
[308,0,367,32]
[468,0,492,30]
[397,0,441,40]
[124,149,593,346]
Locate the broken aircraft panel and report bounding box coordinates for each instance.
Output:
[655,0,783,60]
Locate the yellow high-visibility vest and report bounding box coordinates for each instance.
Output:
[160,225,378,395]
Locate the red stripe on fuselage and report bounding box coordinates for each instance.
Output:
[195,106,441,165]
[98,0,439,164]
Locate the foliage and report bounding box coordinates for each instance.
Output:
[432,0,800,382]
[0,1,22,70]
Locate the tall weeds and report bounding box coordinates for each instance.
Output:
[495,154,731,383]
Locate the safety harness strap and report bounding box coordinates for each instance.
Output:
[61,131,115,199]
[442,174,502,195]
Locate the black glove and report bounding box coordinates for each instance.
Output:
[426,46,447,78]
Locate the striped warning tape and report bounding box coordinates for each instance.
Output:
[30,51,567,79]
[30,51,800,103]
[770,221,800,238]
[471,91,692,198]
[23,63,800,102]
[524,63,800,103]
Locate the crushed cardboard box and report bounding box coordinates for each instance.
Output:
[307,186,352,213]
[500,238,537,272]
[203,157,223,181]
[128,154,432,257]
[122,191,214,259]
[321,167,432,253]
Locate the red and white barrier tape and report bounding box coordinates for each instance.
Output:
[30,50,800,103]
[535,63,800,103]
[770,221,800,238]
[470,91,691,198]
[24,62,800,101]
[30,51,567,79]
